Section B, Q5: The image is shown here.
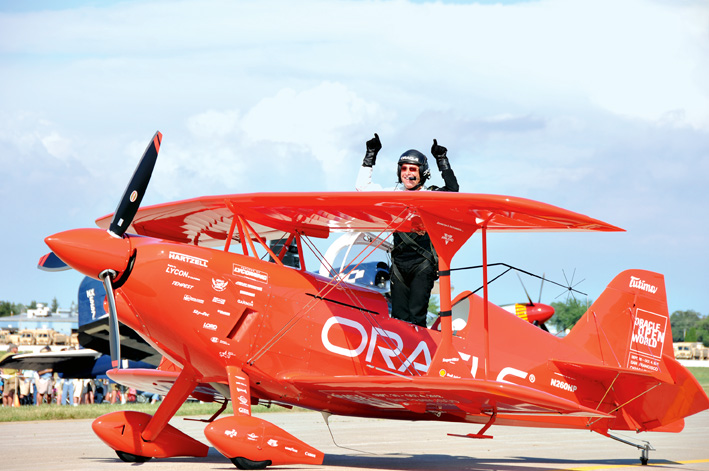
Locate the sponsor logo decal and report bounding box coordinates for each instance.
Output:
[267,439,278,447]
[235,280,263,291]
[172,280,193,289]
[193,309,209,317]
[169,251,208,267]
[166,264,200,281]
[441,233,454,245]
[247,433,258,441]
[217,309,231,316]
[203,322,217,331]
[239,290,255,298]
[233,264,268,283]
[212,297,226,304]
[183,294,204,304]
[628,308,667,372]
[212,278,228,292]
[629,276,658,294]
[237,299,254,307]
[224,429,237,438]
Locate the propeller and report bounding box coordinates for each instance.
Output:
[43,131,162,369]
[109,131,162,238]
[516,271,553,331]
[555,268,585,302]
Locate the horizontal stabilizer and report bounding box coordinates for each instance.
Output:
[37,251,70,271]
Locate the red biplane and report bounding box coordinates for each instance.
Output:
[43,132,709,469]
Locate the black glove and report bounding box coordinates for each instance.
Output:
[363,133,381,167]
[431,139,450,171]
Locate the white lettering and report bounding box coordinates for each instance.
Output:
[550,378,578,392]
[203,322,217,331]
[169,251,208,267]
[496,367,528,383]
[321,317,368,357]
[233,264,269,283]
[184,294,204,304]
[629,276,658,294]
[172,280,193,289]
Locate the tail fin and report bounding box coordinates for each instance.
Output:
[563,269,709,432]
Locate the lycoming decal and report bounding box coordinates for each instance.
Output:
[169,251,208,267]
[233,264,268,283]
[629,276,658,294]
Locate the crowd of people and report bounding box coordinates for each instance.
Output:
[1,344,158,407]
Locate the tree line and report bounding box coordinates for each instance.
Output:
[549,299,709,346]
[0,298,62,317]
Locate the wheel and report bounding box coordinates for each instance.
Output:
[115,450,152,463]
[640,456,648,466]
[230,456,272,469]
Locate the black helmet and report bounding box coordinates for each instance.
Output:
[397,149,430,184]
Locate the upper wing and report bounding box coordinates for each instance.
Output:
[95,192,623,246]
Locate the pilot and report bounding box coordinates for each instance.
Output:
[356,133,459,327]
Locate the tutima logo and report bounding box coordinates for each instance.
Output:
[233,264,268,283]
[629,276,658,294]
[169,251,208,267]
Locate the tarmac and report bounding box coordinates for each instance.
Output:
[0,409,707,471]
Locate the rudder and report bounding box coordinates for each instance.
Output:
[564,269,709,431]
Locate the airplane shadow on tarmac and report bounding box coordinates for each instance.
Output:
[322,453,672,470]
[84,448,675,470]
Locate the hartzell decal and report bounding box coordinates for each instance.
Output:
[232,264,268,283]
[169,251,208,267]
[629,276,658,294]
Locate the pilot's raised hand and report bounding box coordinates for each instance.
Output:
[431,139,451,171]
[363,133,382,167]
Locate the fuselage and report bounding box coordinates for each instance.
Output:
[114,234,613,429]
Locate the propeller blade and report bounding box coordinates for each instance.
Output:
[37,252,70,272]
[100,270,122,369]
[516,272,534,306]
[538,273,545,303]
[108,131,162,238]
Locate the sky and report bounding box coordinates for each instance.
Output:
[1,0,707,317]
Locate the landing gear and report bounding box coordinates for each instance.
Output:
[115,450,152,463]
[607,432,655,466]
[230,457,272,470]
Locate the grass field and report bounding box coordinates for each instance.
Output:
[1,368,707,423]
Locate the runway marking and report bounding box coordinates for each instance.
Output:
[556,459,709,471]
